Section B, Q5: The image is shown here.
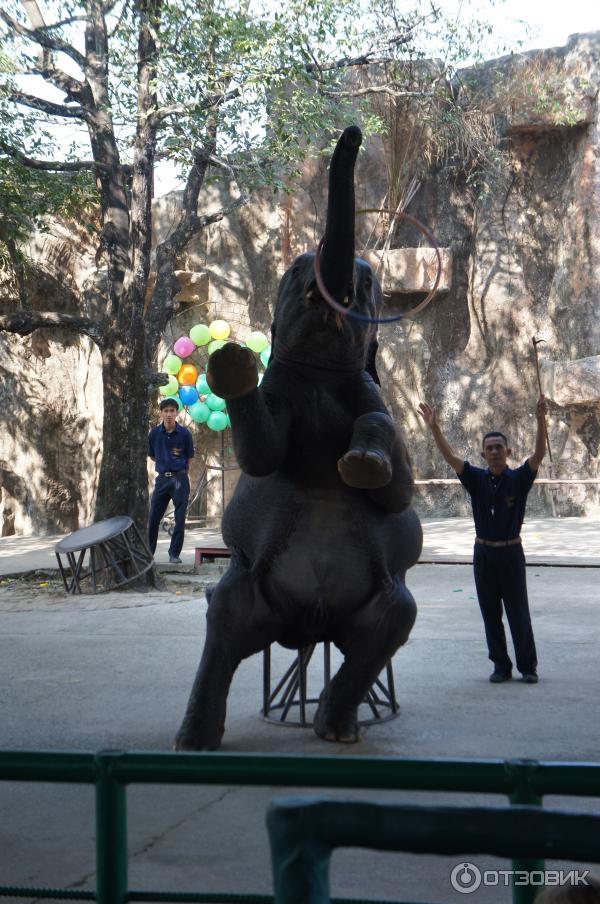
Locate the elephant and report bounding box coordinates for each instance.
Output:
[175,125,422,751]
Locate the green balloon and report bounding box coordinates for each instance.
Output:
[246,331,268,353]
[196,373,211,395]
[207,410,228,431]
[260,346,271,367]
[164,354,182,375]
[187,401,210,423]
[208,339,225,355]
[206,393,226,412]
[190,323,211,346]
[159,375,179,395]
[162,395,183,411]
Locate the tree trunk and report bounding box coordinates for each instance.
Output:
[95,321,152,530]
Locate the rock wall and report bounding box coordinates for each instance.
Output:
[0,222,103,535]
[1,32,599,534]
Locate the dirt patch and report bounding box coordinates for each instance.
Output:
[0,568,224,612]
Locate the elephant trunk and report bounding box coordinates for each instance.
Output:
[320,125,362,304]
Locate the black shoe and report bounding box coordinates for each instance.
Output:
[489,670,512,683]
[521,673,538,684]
[169,555,182,565]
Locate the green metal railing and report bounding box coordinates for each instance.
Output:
[1,750,600,904]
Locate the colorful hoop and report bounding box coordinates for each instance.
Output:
[314,208,442,324]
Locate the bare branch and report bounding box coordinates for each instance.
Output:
[31,60,86,102]
[9,88,86,119]
[0,310,105,345]
[322,85,439,100]
[0,140,93,171]
[41,14,89,30]
[0,8,86,69]
[152,88,241,125]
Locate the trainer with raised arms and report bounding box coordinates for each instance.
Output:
[418,395,548,684]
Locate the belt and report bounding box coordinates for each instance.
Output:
[158,471,187,478]
[475,537,521,547]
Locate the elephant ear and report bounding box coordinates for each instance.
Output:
[366,337,381,386]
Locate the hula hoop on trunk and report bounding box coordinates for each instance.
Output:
[314,208,442,325]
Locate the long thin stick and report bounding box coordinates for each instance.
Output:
[532,337,553,463]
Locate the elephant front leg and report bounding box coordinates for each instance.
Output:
[314,577,417,743]
[338,411,395,489]
[174,569,277,751]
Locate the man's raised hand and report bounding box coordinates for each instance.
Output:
[417,402,437,429]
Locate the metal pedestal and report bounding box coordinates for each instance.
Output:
[261,642,399,727]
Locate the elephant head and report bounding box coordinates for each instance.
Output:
[271,126,382,381]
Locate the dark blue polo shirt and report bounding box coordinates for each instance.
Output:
[458,460,537,541]
[148,423,194,474]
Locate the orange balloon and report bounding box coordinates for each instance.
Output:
[177,363,198,386]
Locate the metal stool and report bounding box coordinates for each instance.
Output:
[261,642,399,727]
[55,516,154,594]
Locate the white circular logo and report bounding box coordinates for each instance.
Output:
[451,862,482,894]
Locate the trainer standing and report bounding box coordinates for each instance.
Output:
[148,398,195,564]
[418,396,548,684]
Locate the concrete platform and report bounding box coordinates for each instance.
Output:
[1,552,599,902]
[1,516,599,577]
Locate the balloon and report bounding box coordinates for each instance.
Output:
[173,336,195,358]
[177,363,198,385]
[208,339,225,355]
[209,319,231,341]
[207,410,228,431]
[162,395,183,411]
[206,393,226,412]
[189,323,211,346]
[196,373,211,395]
[260,346,271,367]
[187,401,210,423]
[164,354,182,375]
[246,331,269,353]
[179,385,199,406]
[159,375,179,396]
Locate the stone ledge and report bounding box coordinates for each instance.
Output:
[146,269,210,303]
[541,355,600,405]
[362,247,452,294]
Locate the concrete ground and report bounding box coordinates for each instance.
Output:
[1,516,599,576]
[0,519,599,903]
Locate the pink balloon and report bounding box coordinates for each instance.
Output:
[173,336,195,358]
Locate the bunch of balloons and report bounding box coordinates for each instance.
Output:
[159,319,271,432]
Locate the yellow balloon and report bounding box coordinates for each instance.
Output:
[209,319,231,341]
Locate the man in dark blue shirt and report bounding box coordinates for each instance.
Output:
[418,396,547,684]
[148,399,195,564]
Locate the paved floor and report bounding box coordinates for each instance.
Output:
[1,530,599,902]
[1,516,599,577]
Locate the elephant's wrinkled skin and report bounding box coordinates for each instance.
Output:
[175,126,422,751]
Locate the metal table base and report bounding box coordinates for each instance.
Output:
[55,516,154,594]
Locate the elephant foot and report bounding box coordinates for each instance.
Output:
[173,720,224,752]
[314,692,361,744]
[173,733,222,752]
[337,448,392,489]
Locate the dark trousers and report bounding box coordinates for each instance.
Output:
[473,544,538,675]
[148,473,190,557]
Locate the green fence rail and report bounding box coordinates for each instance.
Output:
[1,750,600,904]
